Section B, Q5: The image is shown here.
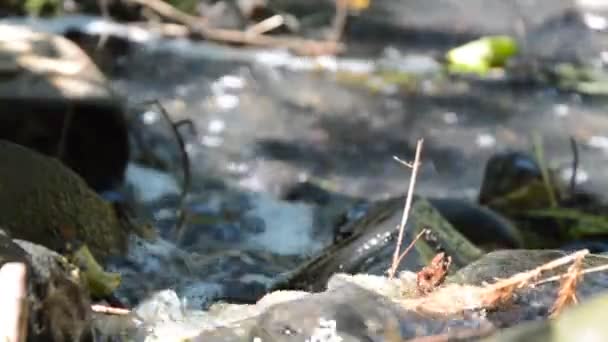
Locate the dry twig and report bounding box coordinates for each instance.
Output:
[388,139,424,278]
[126,0,344,55]
[480,249,589,308]
[133,99,192,239]
[392,228,429,272]
[128,0,207,27]
[91,304,131,316]
[246,15,285,35]
[533,263,608,286]
[549,251,584,317]
[330,0,349,42]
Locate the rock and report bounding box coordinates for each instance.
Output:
[482,291,608,342]
[284,181,523,249]
[123,247,608,341]
[0,230,92,341]
[0,140,143,260]
[478,151,547,208]
[271,196,485,292]
[450,249,608,284]
[185,273,490,342]
[428,197,523,249]
[0,23,129,192]
[450,249,608,328]
[252,283,454,341]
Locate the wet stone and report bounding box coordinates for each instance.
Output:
[450,249,608,328]
[271,197,485,292]
[483,291,608,342]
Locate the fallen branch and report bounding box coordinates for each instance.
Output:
[388,139,424,278]
[126,0,344,55]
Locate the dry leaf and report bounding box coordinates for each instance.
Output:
[416,252,451,295]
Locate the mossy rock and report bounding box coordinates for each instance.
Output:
[0,140,140,259]
[271,196,485,292]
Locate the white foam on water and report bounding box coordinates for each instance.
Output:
[124,236,227,308]
[244,193,325,256]
[125,163,181,202]
[179,283,224,309]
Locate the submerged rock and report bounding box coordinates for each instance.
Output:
[0,23,129,192]
[0,140,145,260]
[0,229,92,341]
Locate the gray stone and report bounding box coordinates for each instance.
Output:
[0,23,129,191]
[483,291,608,342]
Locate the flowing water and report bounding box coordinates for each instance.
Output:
[6,12,608,310]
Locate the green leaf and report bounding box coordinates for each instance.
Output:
[446,35,518,75]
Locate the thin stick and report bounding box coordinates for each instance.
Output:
[481,250,589,306]
[392,229,429,273]
[96,0,111,49]
[55,105,74,162]
[0,262,28,342]
[135,99,191,240]
[549,252,584,317]
[532,133,558,208]
[127,0,206,28]
[389,139,424,278]
[91,304,131,315]
[533,263,608,287]
[246,15,285,36]
[126,0,344,55]
[569,137,579,194]
[330,0,349,42]
[393,156,414,168]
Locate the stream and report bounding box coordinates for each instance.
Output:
[5,6,608,312]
